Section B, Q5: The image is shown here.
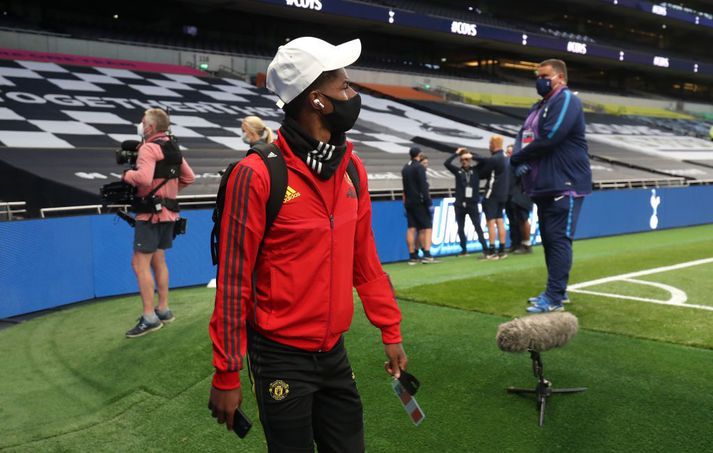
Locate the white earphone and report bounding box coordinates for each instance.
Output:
[313,99,325,109]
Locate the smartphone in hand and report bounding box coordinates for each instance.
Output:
[233,407,252,438]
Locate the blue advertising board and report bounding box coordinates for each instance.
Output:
[371,185,713,262]
[1,185,712,317]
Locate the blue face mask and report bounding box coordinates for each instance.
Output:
[536,77,553,97]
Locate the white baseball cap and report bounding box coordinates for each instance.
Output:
[266,37,361,108]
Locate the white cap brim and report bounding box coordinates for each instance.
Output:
[322,39,362,72]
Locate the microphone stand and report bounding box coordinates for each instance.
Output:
[506,349,587,426]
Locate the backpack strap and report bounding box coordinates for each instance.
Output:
[210,161,238,265]
[346,156,362,199]
[210,143,286,267]
[248,143,287,232]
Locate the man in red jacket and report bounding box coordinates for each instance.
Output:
[208,37,408,452]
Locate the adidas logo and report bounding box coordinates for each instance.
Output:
[268,151,277,158]
[283,186,301,203]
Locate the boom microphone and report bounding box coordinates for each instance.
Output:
[121,140,141,151]
[496,312,579,353]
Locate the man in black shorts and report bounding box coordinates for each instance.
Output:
[122,108,195,338]
[402,146,436,264]
[476,135,510,259]
[505,144,533,253]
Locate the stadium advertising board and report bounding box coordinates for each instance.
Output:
[4,185,713,318]
[597,0,713,29]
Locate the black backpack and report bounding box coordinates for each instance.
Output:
[210,143,362,266]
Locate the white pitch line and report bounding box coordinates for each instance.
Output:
[620,278,688,305]
[568,257,713,312]
[568,257,713,290]
[568,289,713,312]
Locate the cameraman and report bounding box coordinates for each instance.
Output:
[122,108,195,338]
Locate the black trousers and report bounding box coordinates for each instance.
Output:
[454,202,487,252]
[247,328,365,453]
[505,201,530,247]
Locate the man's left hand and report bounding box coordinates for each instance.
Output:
[384,343,408,379]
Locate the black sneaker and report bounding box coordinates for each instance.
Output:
[407,258,420,265]
[421,256,440,264]
[498,251,508,260]
[155,308,175,323]
[513,245,533,254]
[125,316,163,338]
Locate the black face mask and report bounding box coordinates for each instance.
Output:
[322,93,361,133]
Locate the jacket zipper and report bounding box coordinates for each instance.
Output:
[288,168,336,352]
[281,138,349,351]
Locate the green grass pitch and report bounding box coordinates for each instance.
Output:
[2,224,713,452]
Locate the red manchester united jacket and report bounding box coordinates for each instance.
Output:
[209,132,403,389]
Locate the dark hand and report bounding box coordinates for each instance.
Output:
[384,343,408,379]
[515,164,531,177]
[209,386,243,431]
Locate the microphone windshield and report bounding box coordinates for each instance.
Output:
[496,312,579,353]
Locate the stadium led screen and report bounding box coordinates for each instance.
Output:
[257,0,713,76]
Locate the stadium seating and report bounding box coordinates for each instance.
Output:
[359,83,713,187]
[2,47,713,216]
[0,51,519,214]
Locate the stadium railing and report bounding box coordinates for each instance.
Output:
[37,195,218,219]
[0,201,26,221]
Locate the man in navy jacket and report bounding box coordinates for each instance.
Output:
[510,59,592,313]
[402,146,436,263]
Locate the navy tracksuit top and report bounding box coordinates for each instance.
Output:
[510,87,592,198]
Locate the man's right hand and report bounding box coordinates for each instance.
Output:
[456,147,467,155]
[514,164,531,177]
[209,386,243,431]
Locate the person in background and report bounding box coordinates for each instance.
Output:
[417,154,437,257]
[476,135,510,260]
[444,147,488,256]
[510,58,592,313]
[122,108,195,338]
[241,115,275,147]
[402,146,436,264]
[505,144,533,254]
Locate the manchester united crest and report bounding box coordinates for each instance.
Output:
[269,380,290,401]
